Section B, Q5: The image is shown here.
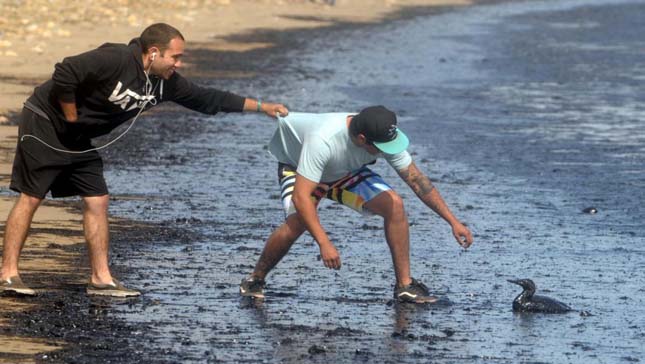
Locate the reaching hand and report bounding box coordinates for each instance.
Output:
[319,242,341,270]
[452,222,473,249]
[263,103,289,118]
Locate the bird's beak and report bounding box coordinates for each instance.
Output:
[507,279,521,285]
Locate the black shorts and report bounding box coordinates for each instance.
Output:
[9,108,108,199]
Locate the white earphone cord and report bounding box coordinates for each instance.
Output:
[20,59,159,154]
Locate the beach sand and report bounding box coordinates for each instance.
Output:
[0,0,472,361]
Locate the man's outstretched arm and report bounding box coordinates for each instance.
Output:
[242,98,289,118]
[397,162,473,248]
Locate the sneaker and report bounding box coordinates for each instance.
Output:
[239,276,266,299]
[86,279,141,298]
[394,278,438,303]
[0,275,36,296]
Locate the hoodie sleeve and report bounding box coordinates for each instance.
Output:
[165,73,245,114]
[51,46,118,103]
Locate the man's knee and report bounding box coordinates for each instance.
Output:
[283,214,307,240]
[16,193,43,211]
[367,190,406,220]
[82,194,109,215]
[385,192,406,221]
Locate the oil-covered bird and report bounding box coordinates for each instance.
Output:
[508,278,572,313]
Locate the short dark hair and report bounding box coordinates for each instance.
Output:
[140,23,184,54]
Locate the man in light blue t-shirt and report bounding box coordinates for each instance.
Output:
[240,105,473,303]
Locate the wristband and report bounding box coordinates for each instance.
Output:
[256,100,262,112]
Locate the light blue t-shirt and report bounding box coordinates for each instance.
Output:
[268,112,412,183]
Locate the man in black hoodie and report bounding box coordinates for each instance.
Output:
[0,23,288,297]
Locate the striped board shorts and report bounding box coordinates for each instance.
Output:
[278,163,392,217]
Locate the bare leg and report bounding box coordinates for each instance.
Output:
[1,193,42,279]
[364,190,412,288]
[251,213,307,280]
[82,195,113,285]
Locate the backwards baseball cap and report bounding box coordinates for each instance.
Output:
[350,105,409,154]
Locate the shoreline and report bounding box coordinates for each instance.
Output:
[0,0,473,122]
[0,1,479,361]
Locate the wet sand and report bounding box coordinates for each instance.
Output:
[11,1,642,362]
[86,0,643,362]
[0,1,480,362]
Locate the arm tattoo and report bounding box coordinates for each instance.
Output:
[415,175,436,196]
[400,165,435,198]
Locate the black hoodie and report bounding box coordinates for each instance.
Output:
[26,38,245,145]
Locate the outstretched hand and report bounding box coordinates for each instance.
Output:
[262,103,289,118]
[319,242,341,270]
[452,222,473,249]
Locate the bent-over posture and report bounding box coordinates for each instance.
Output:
[240,105,472,302]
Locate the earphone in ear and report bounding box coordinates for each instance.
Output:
[151,52,157,61]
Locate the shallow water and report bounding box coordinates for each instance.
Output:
[99,0,644,362]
